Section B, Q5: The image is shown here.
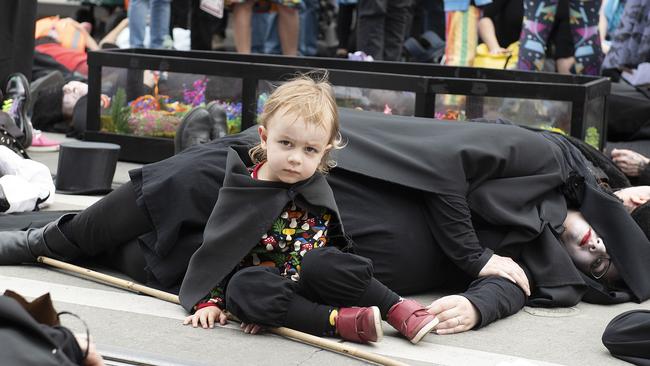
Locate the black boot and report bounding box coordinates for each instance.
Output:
[174,106,214,154]
[0,214,81,265]
[206,101,228,139]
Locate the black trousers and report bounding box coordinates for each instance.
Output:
[60,182,152,282]
[356,0,412,61]
[225,247,400,336]
[0,0,36,87]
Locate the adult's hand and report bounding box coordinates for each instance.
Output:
[478,254,530,296]
[75,335,105,366]
[426,295,479,334]
[611,148,649,177]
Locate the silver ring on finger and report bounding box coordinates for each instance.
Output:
[455,317,461,327]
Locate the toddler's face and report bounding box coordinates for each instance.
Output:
[257,109,332,184]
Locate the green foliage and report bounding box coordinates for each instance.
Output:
[111,88,132,134]
[584,127,600,150]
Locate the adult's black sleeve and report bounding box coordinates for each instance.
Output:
[461,275,527,329]
[422,192,493,277]
[636,165,650,186]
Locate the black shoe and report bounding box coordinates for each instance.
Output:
[3,73,33,147]
[174,107,214,154]
[206,101,228,139]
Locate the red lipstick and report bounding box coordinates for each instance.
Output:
[580,230,591,247]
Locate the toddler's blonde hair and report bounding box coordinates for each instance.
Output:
[249,71,342,173]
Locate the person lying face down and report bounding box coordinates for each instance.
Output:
[561,210,620,283]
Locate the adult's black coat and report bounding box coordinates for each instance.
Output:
[0,295,83,365]
[130,108,650,310]
[331,109,650,306]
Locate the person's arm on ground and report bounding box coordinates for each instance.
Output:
[428,275,526,334]
[423,193,531,296]
[182,285,228,329]
[98,18,129,48]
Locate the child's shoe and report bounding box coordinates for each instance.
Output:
[387,299,438,344]
[335,306,383,344]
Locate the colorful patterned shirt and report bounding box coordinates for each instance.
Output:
[195,165,332,311]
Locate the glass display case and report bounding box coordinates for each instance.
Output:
[86,49,610,163]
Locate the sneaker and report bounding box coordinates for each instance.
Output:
[27,130,60,152]
[3,73,33,147]
[387,299,439,344]
[335,306,383,344]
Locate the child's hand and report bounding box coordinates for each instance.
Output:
[183,306,228,329]
[241,322,264,335]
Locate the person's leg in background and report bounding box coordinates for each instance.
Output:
[443,6,479,66]
[0,0,37,87]
[232,0,255,53]
[568,0,603,75]
[382,0,411,61]
[336,2,357,56]
[517,0,558,71]
[299,0,320,56]
[191,0,217,50]
[276,2,300,55]
[356,0,386,60]
[129,0,150,48]
[149,0,172,48]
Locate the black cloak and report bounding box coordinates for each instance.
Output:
[130,108,650,310]
[0,296,83,366]
[176,146,347,311]
[331,109,650,306]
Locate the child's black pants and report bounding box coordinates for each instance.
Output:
[225,247,400,336]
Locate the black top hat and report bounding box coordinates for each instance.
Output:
[55,141,121,195]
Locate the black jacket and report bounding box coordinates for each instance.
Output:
[0,296,83,365]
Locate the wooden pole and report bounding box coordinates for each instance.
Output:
[37,256,408,366]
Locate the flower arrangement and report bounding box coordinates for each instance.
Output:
[128,110,182,138]
[435,109,466,120]
[183,78,208,106]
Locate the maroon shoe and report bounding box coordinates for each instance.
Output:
[387,299,439,344]
[335,306,383,343]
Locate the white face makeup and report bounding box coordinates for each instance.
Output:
[560,210,619,281]
[256,109,332,184]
